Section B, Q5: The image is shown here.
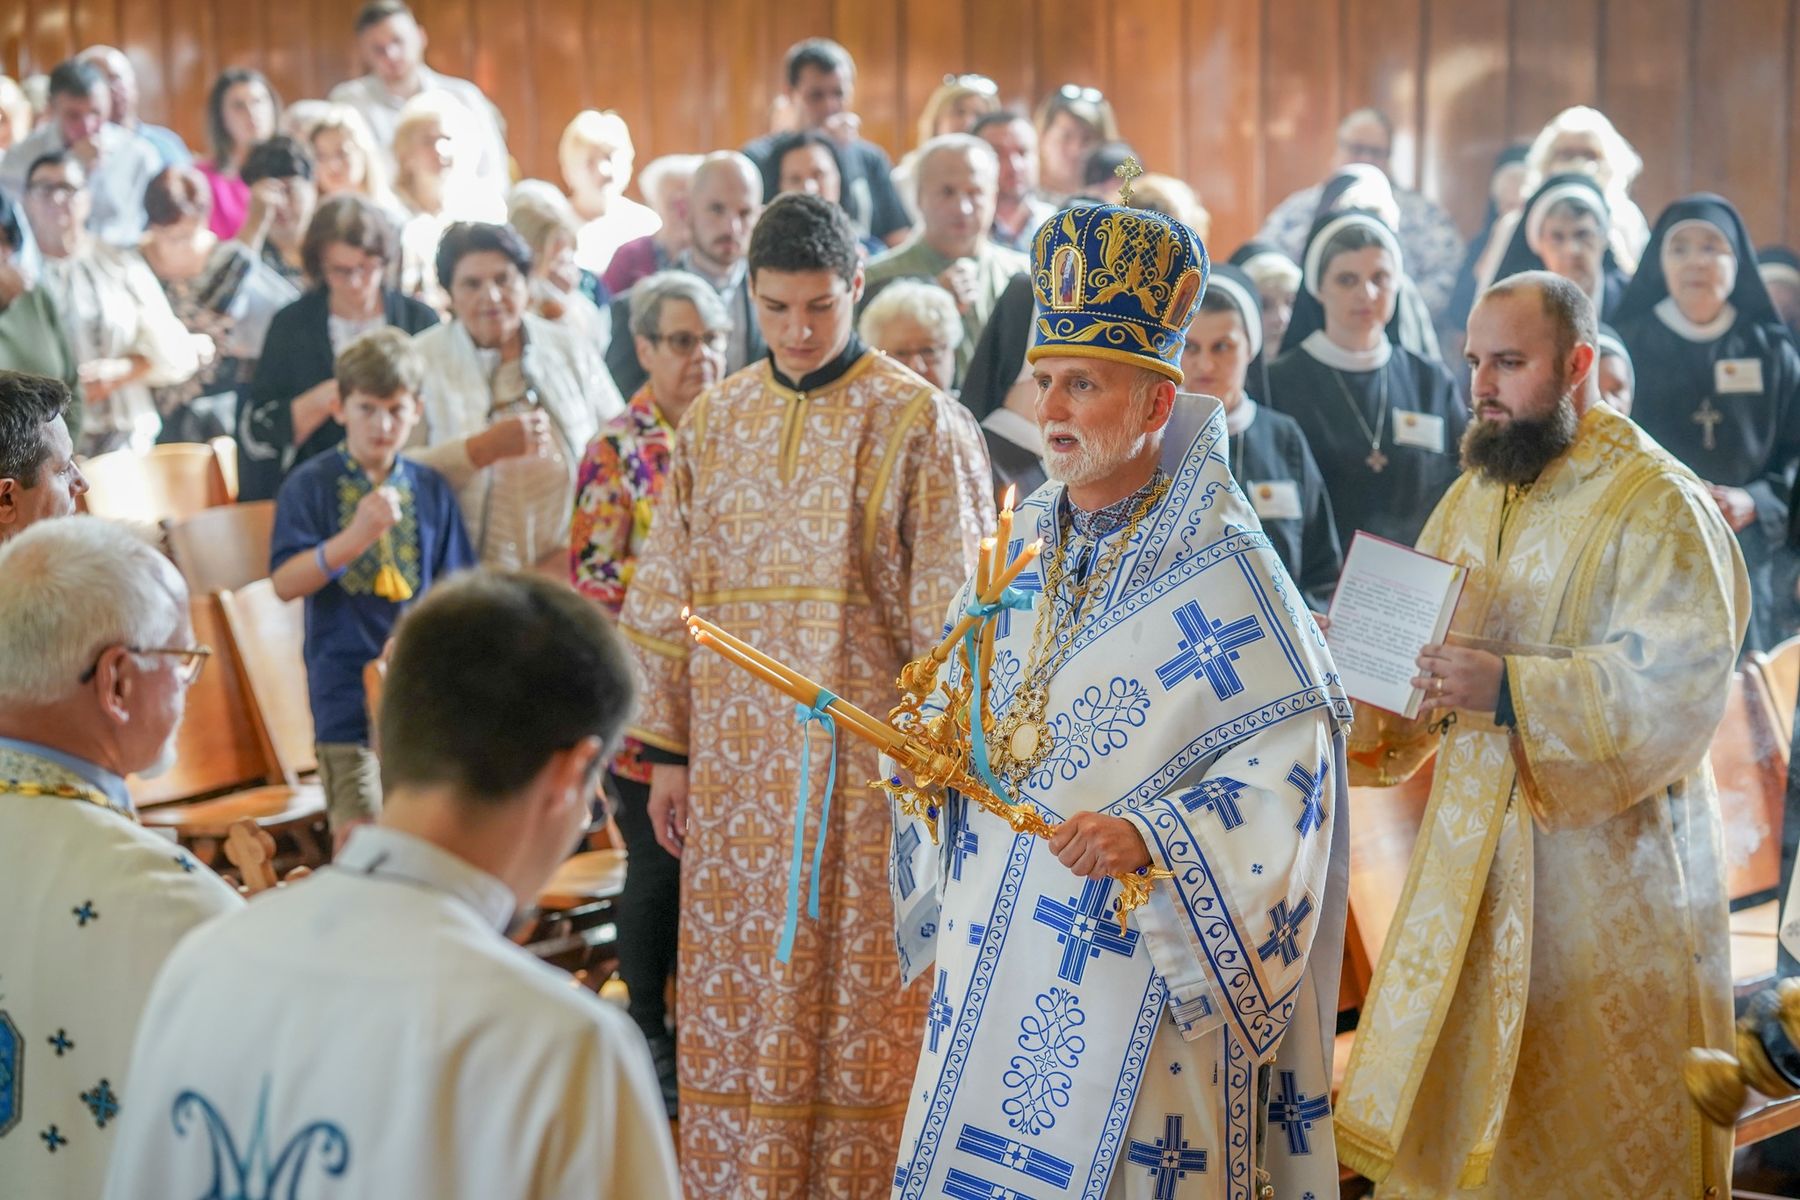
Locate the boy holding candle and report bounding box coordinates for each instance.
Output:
[271,327,474,833]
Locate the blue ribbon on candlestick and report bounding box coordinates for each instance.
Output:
[776,689,839,964]
[961,587,1035,803]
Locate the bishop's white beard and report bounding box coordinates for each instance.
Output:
[1042,420,1151,489]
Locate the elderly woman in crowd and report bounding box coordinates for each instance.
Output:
[568,269,729,1110]
[139,165,299,441]
[197,67,282,239]
[412,222,623,572]
[237,194,437,500]
[601,153,701,294]
[507,184,612,350]
[392,91,505,308]
[560,109,659,277]
[857,277,962,393]
[23,151,201,454]
[0,192,80,441]
[230,136,318,289]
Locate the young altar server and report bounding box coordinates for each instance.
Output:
[103,571,680,1200]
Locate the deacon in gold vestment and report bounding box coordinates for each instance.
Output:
[619,193,992,1198]
[1333,272,1747,1199]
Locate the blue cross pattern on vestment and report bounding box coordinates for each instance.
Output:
[951,826,980,880]
[1257,896,1312,967]
[41,1124,67,1152]
[968,921,986,946]
[1126,1112,1209,1199]
[944,1167,1039,1200]
[48,1029,73,1055]
[928,969,954,1053]
[894,825,921,899]
[1269,1070,1331,1155]
[71,901,97,927]
[1032,878,1139,984]
[173,853,196,873]
[955,1123,1076,1188]
[82,1078,119,1127]
[1178,777,1249,831]
[1154,600,1265,700]
[1288,757,1327,837]
[997,538,1043,638]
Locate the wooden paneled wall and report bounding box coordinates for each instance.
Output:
[6,0,1798,250]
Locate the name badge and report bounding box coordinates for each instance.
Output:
[1716,358,1764,395]
[1392,410,1446,452]
[1247,479,1303,521]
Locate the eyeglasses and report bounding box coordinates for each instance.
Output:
[1056,84,1106,105]
[323,260,381,284]
[26,182,80,203]
[947,74,998,96]
[648,330,729,356]
[78,643,213,686]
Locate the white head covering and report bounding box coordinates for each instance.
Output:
[1302,211,1405,300]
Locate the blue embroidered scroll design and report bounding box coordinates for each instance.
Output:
[1028,677,1150,789]
[0,1010,19,1138]
[171,1077,350,1199]
[1001,988,1087,1135]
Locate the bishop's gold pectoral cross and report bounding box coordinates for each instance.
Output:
[1693,398,1724,451]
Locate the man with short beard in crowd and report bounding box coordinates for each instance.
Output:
[1331,270,1747,1196]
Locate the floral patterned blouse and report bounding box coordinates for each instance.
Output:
[570,384,675,782]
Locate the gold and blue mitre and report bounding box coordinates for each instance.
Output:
[1027,190,1209,383]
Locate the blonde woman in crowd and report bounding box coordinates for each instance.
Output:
[560,109,659,277]
[391,91,504,309]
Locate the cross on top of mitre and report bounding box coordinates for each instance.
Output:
[1115,155,1144,203]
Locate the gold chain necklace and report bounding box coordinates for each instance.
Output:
[1327,364,1390,472]
[993,474,1171,788]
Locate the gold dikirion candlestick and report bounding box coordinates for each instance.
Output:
[682,518,1171,934]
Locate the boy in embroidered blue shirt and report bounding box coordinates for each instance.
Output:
[271,327,474,832]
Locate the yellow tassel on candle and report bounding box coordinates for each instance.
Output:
[373,535,413,602]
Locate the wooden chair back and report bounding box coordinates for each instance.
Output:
[1751,634,1800,764]
[209,435,239,501]
[168,500,276,594]
[1713,667,1786,904]
[1342,763,1435,1010]
[128,595,271,808]
[217,580,316,785]
[81,443,231,523]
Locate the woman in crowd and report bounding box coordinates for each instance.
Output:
[1184,261,1341,609]
[1444,142,1531,332]
[759,130,885,258]
[232,136,319,289]
[894,74,1000,216]
[1596,324,1634,416]
[1128,173,1210,241]
[1490,172,1631,323]
[412,222,623,571]
[568,270,731,1114]
[1301,165,1442,363]
[139,166,299,441]
[1615,194,1800,651]
[0,76,33,154]
[508,185,612,350]
[1231,241,1303,357]
[602,153,702,294]
[1761,245,1800,337]
[1033,84,1118,202]
[392,92,506,309]
[560,109,659,278]
[858,277,961,393]
[308,104,402,219]
[238,195,437,500]
[1266,208,1464,551]
[198,68,281,239]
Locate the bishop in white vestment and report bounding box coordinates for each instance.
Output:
[889,200,1352,1200]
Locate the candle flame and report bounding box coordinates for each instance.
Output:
[980,536,996,550]
[1001,484,1016,510]
[681,606,691,621]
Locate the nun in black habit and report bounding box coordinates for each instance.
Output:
[1266,209,1466,552]
[1614,193,1800,653]
[1491,172,1632,324]
[1181,262,1341,609]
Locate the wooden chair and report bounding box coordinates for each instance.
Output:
[1340,764,1435,1012]
[132,595,326,868]
[1750,633,1800,765]
[216,579,317,783]
[168,500,276,594]
[209,435,239,501]
[80,443,231,523]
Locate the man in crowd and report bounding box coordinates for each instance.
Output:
[742,39,911,248]
[606,151,765,398]
[328,0,509,196]
[1257,107,1464,316]
[1334,272,1744,1195]
[974,108,1057,253]
[103,570,678,1198]
[863,134,1026,387]
[0,517,243,1199]
[75,45,191,169]
[620,193,990,1197]
[0,58,162,246]
[0,371,87,542]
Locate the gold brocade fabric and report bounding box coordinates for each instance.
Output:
[1336,403,1747,1198]
[618,352,992,1198]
